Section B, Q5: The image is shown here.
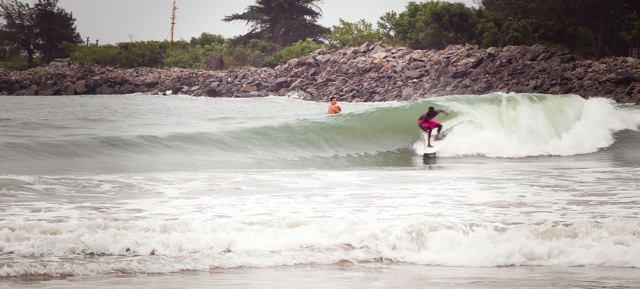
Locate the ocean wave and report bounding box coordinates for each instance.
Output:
[1,93,638,174]
[1,219,638,277]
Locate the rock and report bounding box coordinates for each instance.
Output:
[172,86,185,94]
[404,70,425,79]
[451,69,469,79]
[204,86,224,97]
[75,80,89,94]
[371,51,388,59]
[315,54,332,62]
[95,85,114,95]
[239,85,257,93]
[37,84,57,95]
[62,83,76,95]
[144,79,160,88]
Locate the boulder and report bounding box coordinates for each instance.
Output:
[62,83,76,95]
[75,80,89,94]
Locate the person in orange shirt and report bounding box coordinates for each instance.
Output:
[327,97,342,114]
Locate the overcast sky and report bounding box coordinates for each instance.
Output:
[56,0,478,45]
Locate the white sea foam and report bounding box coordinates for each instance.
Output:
[2,218,639,277]
[431,94,640,157]
[2,167,640,277]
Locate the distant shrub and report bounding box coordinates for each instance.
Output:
[265,40,323,67]
[0,55,29,71]
[70,45,119,65]
[116,41,168,68]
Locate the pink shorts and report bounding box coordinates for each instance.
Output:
[418,120,439,130]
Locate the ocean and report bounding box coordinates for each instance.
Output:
[1,93,639,288]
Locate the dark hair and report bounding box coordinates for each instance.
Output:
[330,97,337,101]
[428,106,434,110]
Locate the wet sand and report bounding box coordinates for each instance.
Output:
[3,264,638,289]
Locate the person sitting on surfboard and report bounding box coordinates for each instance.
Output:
[417,106,448,147]
[327,97,342,114]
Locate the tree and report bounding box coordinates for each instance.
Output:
[377,11,399,45]
[32,0,82,63]
[479,0,640,58]
[190,32,225,47]
[0,0,37,67]
[223,0,330,47]
[116,41,167,68]
[519,0,631,58]
[0,0,81,67]
[479,0,541,22]
[610,4,640,57]
[395,1,478,50]
[325,19,383,47]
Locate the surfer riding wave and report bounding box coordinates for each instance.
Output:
[418,106,448,147]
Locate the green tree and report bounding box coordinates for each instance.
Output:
[0,0,37,67]
[0,0,81,67]
[190,32,225,47]
[377,11,400,45]
[32,0,82,63]
[611,6,640,57]
[479,0,540,22]
[223,0,330,46]
[546,0,618,58]
[474,9,502,47]
[164,41,201,68]
[325,19,383,47]
[70,44,119,65]
[395,1,478,50]
[480,0,640,58]
[116,41,167,68]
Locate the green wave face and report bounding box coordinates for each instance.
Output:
[1,93,639,174]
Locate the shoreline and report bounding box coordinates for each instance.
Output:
[1,43,640,104]
[4,264,639,289]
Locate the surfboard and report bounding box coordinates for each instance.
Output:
[423,144,439,164]
[422,134,442,156]
[423,145,441,155]
[421,124,453,155]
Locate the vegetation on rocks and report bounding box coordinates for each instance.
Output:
[2,43,639,104]
[1,0,640,104]
[2,0,640,72]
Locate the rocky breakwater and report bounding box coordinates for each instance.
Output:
[1,42,640,104]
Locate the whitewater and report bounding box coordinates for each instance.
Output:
[1,93,639,288]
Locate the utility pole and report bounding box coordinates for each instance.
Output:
[170,0,177,43]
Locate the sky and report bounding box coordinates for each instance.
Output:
[56,0,478,45]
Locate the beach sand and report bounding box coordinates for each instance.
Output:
[3,264,638,289]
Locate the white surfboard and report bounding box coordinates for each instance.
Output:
[422,134,442,155]
[423,145,441,155]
